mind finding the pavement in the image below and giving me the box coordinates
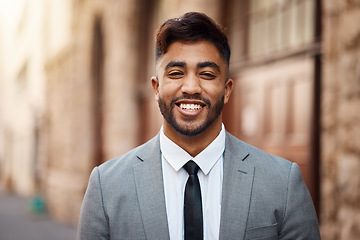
[0,190,77,240]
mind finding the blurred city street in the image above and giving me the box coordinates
[1,1,360,239]
[0,189,77,240]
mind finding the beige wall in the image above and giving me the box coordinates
[321,1,360,239]
[0,0,46,196]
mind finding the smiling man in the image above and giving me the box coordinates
[153,40,233,157]
[77,12,321,240]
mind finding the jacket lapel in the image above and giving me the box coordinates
[219,133,255,240]
[133,135,170,240]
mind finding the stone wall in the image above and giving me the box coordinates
[44,43,91,224]
[42,0,145,224]
[321,0,360,239]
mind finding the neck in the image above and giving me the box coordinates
[163,118,223,157]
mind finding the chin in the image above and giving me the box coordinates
[171,118,218,137]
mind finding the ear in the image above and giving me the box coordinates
[151,76,160,101]
[224,78,233,104]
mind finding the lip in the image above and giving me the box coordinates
[174,99,206,117]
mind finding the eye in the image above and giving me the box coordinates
[200,72,216,80]
[168,71,184,79]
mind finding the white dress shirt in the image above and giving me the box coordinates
[160,124,225,240]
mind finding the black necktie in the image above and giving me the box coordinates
[183,160,203,240]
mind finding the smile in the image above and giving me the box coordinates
[179,103,203,111]
[174,100,206,117]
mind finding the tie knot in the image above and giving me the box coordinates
[183,160,200,175]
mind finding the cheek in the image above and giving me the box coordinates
[158,82,180,98]
[203,83,225,99]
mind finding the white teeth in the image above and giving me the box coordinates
[180,103,202,111]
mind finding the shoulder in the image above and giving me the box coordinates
[225,132,320,237]
[225,131,295,181]
[225,132,292,166]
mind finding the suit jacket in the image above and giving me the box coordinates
[77,132,321,240]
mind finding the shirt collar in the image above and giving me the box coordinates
[160,124,225,175]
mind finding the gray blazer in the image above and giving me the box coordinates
[77,132,321,240]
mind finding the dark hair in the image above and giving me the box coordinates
[155,12,230,66]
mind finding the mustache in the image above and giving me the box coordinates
[170,94,211,107]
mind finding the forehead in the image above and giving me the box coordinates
[156,41,225,69]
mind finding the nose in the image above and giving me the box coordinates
[181,74,202,95]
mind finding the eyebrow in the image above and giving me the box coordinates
[165,61,186,70]
[164,60,221,73]
[197,61,221,73]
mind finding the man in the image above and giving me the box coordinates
[77,12,321,240]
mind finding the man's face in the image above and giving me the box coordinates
[152,41,233,137]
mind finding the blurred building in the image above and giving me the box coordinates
[0,0,46,197]
[0,0,359,239]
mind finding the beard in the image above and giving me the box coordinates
[158,94,224,136]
